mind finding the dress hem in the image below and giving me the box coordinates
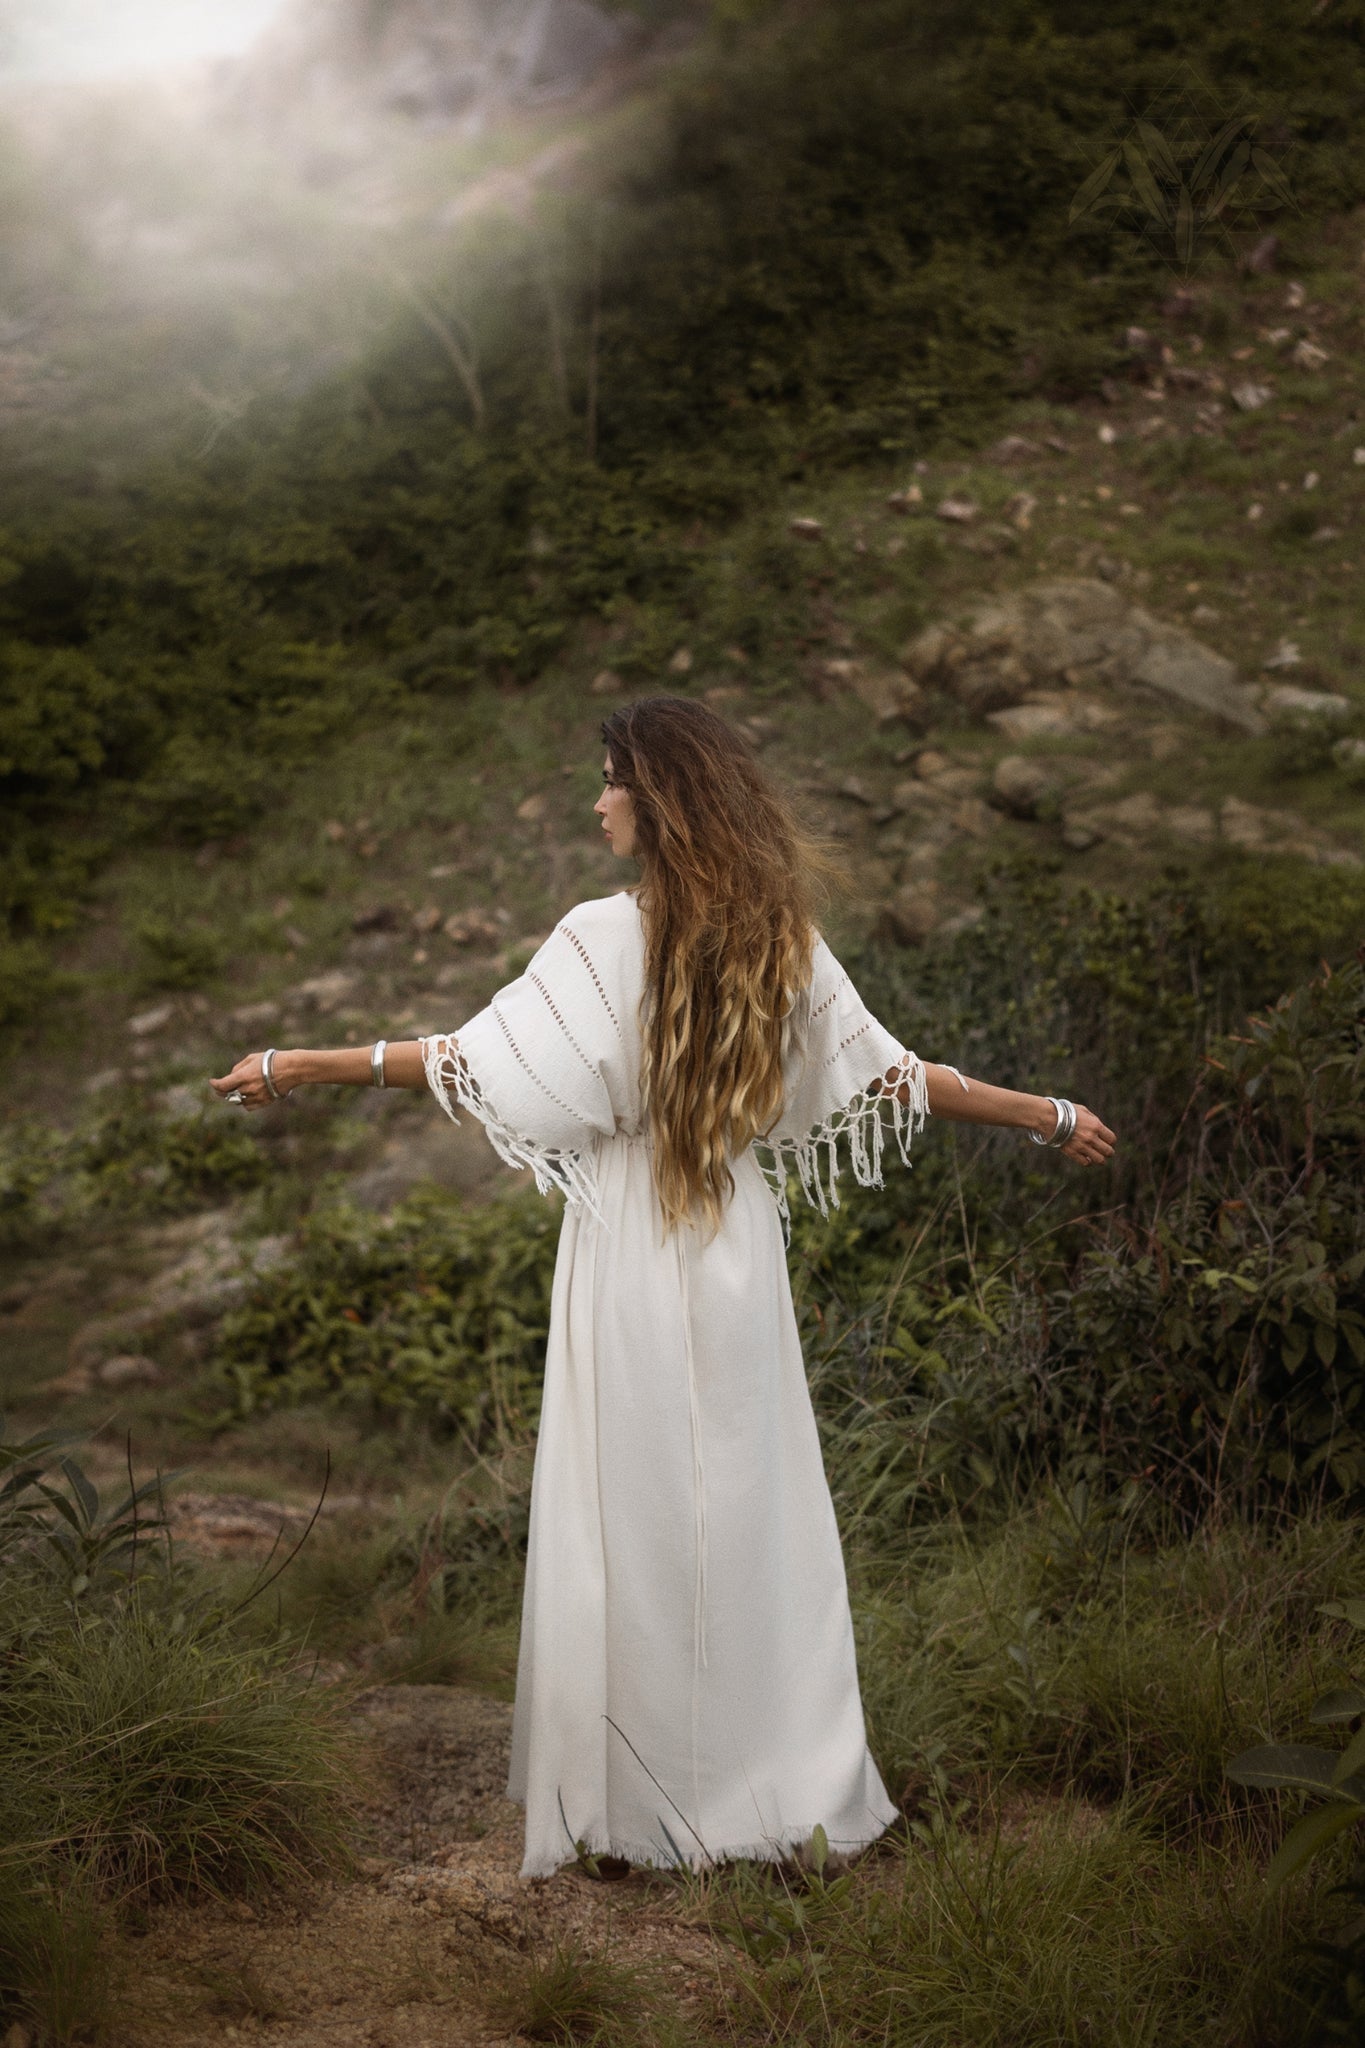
[511,1801,901,1880]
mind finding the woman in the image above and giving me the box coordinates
[212,695,1115,1880]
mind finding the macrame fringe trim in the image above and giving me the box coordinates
[422,1033,607,1227]
[757,1050,934,1240]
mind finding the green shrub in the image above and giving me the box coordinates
[213,1184,560,1434]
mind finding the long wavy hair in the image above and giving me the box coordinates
[601,695,839,1235]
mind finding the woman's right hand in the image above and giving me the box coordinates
[209,1050,289,1110]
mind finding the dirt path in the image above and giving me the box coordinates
[123,1683,733,2047]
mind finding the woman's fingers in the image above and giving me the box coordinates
[208,1052,268,1110]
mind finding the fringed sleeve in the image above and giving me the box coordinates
[421,896,640,1225]
[757,935,940,1236]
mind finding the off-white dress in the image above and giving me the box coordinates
[423,888,929,1880]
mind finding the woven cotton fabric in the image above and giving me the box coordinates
[423,889,927,1878]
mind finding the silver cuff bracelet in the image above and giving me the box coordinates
[371,1039,388,1089]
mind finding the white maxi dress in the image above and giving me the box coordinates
[422,888,930,1880]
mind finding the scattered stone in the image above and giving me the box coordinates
[1262,639,1302,670]
[1230,382,1274,412]
[1220,796,1270,849]
[41,1365,94,1400]
[667,647,694,674]
[128,1003,174,1037]
[990,757,1056,820]
[789,518,824,542]
[886,486,924,511]
[443,911,500,947]
[323,819,347,842]
[1332,736,1365,771]
[1303,471,1320,491]
[589,668,625,696]
[1285,281,1306,310]
[935,496,979,523]
[910,749,951,781]
[874,889,940,946]
[990,435,1043,462]
[1311,526,1342,543]
[1291,339,1329,370]
[1097,424,1118,445]
[1062,823,1099,852]
[290,970,359,1012]
[227,998,282,1029]
[96,1353,163,1390]
[83,1067,123,1094]
[1043,436,1070,455]
[1164,804,1217,844]
[1242,232,1281,274]
[1190,604,1222,625]
[515,793,546,823]
[352,904,399,933]
[1264,684,1350,720]
[412,905,444,933]
[1005,491,1037,529]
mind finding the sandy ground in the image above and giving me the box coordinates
[120,1682,735,2047]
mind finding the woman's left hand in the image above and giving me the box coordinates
[210,1051,280,1111]
[1062,1103,1116,1166]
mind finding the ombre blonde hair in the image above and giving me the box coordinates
[601,695,840,1235]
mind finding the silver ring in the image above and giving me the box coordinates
[226,1089,246,1105]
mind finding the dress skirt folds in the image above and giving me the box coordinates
[422,890,928,1879]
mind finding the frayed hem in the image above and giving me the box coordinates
[516,1810,900,1882]
[757,1049,929,1241]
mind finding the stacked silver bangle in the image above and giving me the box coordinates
[371,1039,388,1089]
[1030,1096,1077,1148]
[261,1047,289,1100]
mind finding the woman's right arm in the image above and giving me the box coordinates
[209,1038,431,1110]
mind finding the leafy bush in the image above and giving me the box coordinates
[214,1184,560,1435]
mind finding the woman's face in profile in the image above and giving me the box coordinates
[594,753,638,858]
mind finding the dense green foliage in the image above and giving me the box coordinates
[214,1184,559,1436]
[3,0,1363,990]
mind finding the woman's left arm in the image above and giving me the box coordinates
[887,1060,1116,1167]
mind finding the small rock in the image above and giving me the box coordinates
[1043,435,1070,454]
[911,750,952,781]
[515,794,546,823]
[412,905,444,933]
[1062,823,1099,852]
[590,668,625,696]
[1332,736,1365,771]
[1355,449,1365,468]
[227,999,282,1030]
[290,970,359,1013]
[935,496,979,523]
[667,648,694,674]
[789,518,824,542]
[1189,604,1222,624]
[96,1354,163,1390]
[443,911,500,947]
[1005,491,1037,529]
[1096,424,1117,445]
[41,1366,94,1400]
[990,757,1054,820]
[885,486,924,511]
[128,1003,174,1037]
[990,435,1043,462]
[1164,804,1217,844]
[1230,382,1274,412]
[351,905,399,934]
[874,889,940,946]
[323,820,347,842]
[1284,281,1306,310]
[985,701,1076,740]
[83,1067,123,1094]
[1242,232,1280,274]
[1303,471,1320,491]
[1262,640,1302,671]
[1311,526,1342,543]
[1265,684,1350,720]
[1291,339,1328,370]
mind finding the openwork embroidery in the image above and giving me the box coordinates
[559,923,622,1037]
[422,1033,605,1224]
[756,1050,931,1241]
